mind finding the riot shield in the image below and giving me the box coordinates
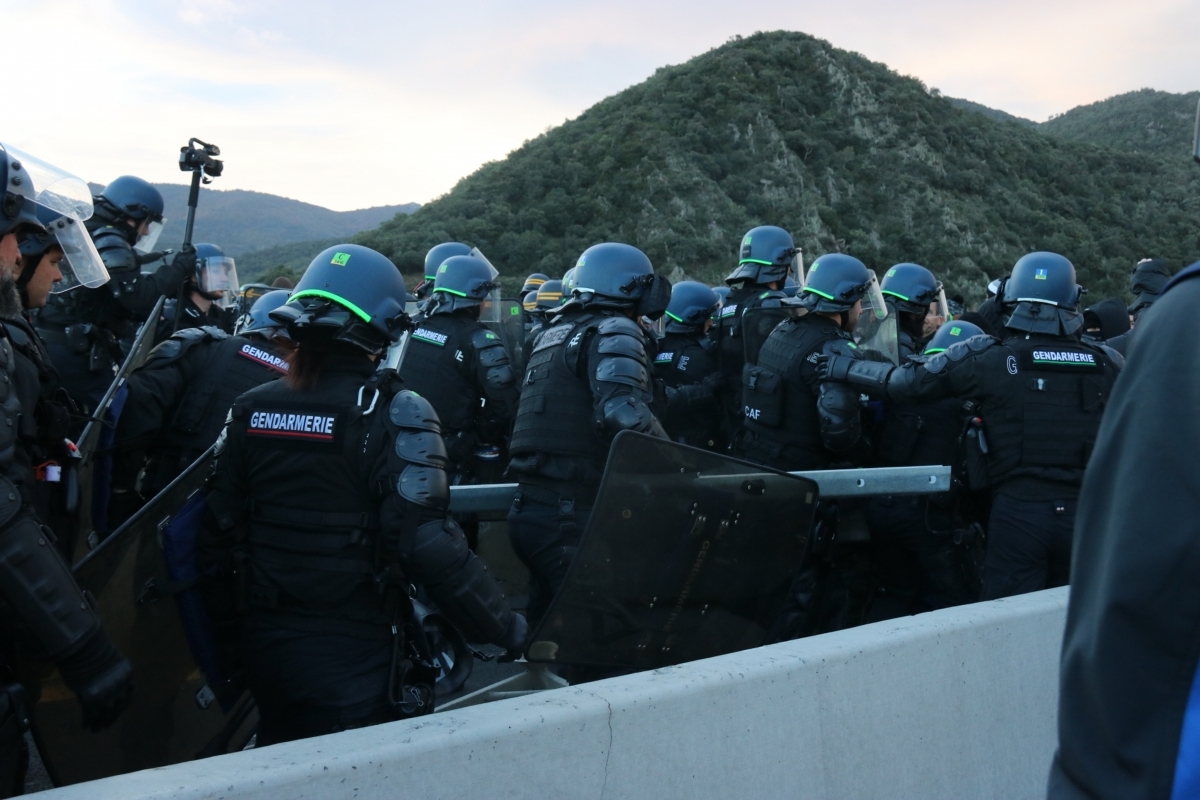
[487,298,527,377]
[741,304,805,366]
[32,448,257,787]
[527,432,818,671]
[71,295,167,563]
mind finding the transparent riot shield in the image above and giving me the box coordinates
[487,298,527,377]
[527,432,818,671]
[70,295,167,564]
[32,449,257,786]
[852,273,900,365]
[741,304,805,366]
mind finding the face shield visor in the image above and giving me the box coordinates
[468,247,502,323]
[197,256,239,308]
[921,287,950,338]
[133,219,166,254]
[47,217,109,293]
[790,248,805,289]
[852,272,899,365]
[0,142,93,222]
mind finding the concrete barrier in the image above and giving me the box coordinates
[35,587,1068,800]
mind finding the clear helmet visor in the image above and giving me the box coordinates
[0,142,93,222]
[197,256,239,308]
[48,217,109,293]
[133,219,165,254]
[921,287,950,338]
[853,272,899,365]
[468,246,502,324]
[791,249,805,289]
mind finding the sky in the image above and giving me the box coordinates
[5,0,1199,211]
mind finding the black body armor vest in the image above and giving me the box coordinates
[401,314,481,432]
[743,315,848,470]
[509,311,609,477]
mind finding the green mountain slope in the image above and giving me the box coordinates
[1040,89,1200,157]
[947,98,1036,128]
[234,238,340,283]
[357,31,1200,303]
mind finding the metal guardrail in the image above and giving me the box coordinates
[448,465,951,514]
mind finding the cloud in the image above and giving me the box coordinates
[3,0,1197,212]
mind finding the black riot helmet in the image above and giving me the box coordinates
[881,263,943,315]
[521,272,550,294]
[1001,251,1084,336]
[569,242,671,320]
[522,289,539,312]
[193,243,239,304]
[923,320,985,355]
[799,253,878,313]
[726,226,797,286]
[429,254,499,315]
[270,244,409,354]
[664,281,720,333]
[423,242,471,283]
[97,176,164,223]
[535,279,564,310]
[236,289,292,339]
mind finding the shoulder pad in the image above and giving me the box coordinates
[595,328,647,359]
[91,227,138,273]
[395,428,450,468]
[199,325,230,340]
[963,334,996,354]
[595,353,651,390]
[596,315,645,336]
[388,389,442,433]
[470,327,504,350]
[143,338,185,364]
[1,322,30,350]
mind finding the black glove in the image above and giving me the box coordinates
[160,245,197,293]
[701,371,728,394]
[56,629,134,732]
[496,613,528,662]
[816,353,855,382]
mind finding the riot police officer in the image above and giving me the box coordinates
[713,226,794,447]
[864,320,987,615]
[879,263,946,358]
[506,242,670,629]
[156,242,239,338]
[37,176,194,416]
[523,278,564,350]
[199,244,523,745]
[400,255,519,547]
[111,290,294,522]
[13,208,112,556]
[0,143,133,793]
[653,281,725,450]
[413,241,471,305]
[819,252,1122,599]
[740,253,878,472]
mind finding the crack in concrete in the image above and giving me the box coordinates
[583,690,615,799]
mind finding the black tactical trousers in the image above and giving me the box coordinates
[865,495,978,613]
[981,492,1076,600]
[242,626,396,747]
[506,489,593,631]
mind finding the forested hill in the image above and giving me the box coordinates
[1040,89,1200,157]
[356,31,1200,303]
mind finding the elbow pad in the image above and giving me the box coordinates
[817,382,864,453]
[601,396,667,439]
[403,518,514,644]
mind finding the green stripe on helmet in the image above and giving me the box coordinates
[291,289,373,323]
[881,289,910,301]
[802,286,835,300]
[433,287,468,297]
[665,310,684,322]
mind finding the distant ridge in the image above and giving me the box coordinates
[1039,88,1200,157]
[87,182,418,257]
